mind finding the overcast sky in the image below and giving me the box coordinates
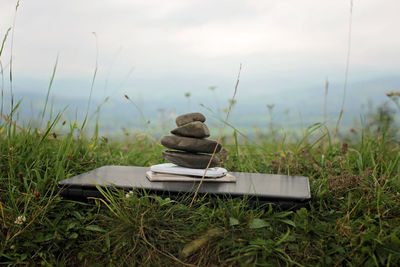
[0,0,399,104]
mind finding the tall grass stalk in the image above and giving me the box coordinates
[90,96,109,140]
[0,28,11,123]
[190,63,242,206]
[80,32,99,136]
[40,54,59,128]
[0,29,11,56]
[200,103,247,138]
[335,0,354,138]
[8,0,21,119]
[124,94,148,130]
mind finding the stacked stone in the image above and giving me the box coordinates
[160,112,222,169]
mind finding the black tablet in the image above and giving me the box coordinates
[58,165,311,209]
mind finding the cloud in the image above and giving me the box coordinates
[0,0,399,100]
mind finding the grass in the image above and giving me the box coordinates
[0,2,399,263]
[0,102,399,266]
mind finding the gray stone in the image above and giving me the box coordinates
[171,121,210,138]
[176,112,206,126]
[162,150,220,169]
[161,135,222,153]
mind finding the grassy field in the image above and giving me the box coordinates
[0,100,399,266]
[1,1,399,265]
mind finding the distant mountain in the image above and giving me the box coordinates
[2,75,397,137]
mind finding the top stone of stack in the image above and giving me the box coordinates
[176,112,206,127]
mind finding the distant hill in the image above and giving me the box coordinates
[2,75,397,137]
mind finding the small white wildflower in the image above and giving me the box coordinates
[125,190,134,198]
[14,215,26,225]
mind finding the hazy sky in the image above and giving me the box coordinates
[1,0,399,103]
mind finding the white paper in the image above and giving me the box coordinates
[150,163,227,178]
[146,171,236,182]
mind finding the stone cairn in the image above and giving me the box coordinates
[160,112,222,169]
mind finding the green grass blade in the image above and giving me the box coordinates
[40,54,59,127]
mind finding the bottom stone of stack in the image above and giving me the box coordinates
[162,150,220,169]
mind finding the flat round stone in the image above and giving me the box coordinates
[161,135,221,153]
[162,150,220,169]
[176,112,206,126]
[171,121,210,138]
